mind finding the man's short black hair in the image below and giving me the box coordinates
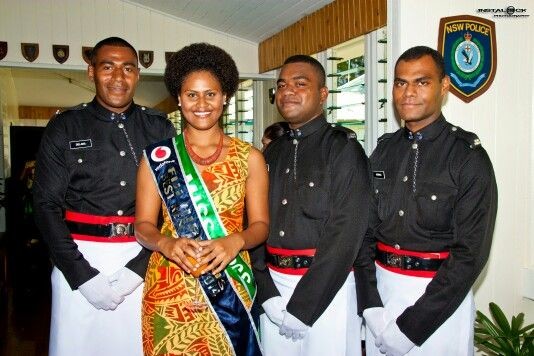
[91,37,138,65]
[164,43,239,102]
[283,55,326,88]
[263,121,289,141]
[396,46,446,79]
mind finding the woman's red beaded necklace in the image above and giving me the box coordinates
[184,130,224,166]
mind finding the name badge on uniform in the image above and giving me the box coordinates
[69,139,92,149]
[373,171,385,179]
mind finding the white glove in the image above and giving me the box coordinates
[363,307,388,338]
[78,273,125,310]
[279,310,309,341]
[109,267,143,297]
[262,296,285,327]
[375,319,415,356]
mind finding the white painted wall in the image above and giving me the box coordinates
[0,0,259,75]
[387,0,534,324]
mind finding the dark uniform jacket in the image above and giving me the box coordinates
[255,115,370,326]
[34,98,176,290]
[354,115,497,345]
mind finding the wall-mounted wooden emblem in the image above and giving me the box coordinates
[53,45,69,64]
[21,43,39,62]
[0,41,7,60]
[438,15,497,103]
[165,51,175,64]
[139,50,153,68]
[82,46,93,65]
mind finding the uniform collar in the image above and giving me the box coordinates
[89,97,136,122]
[404,114,447,142]
[288,114,327,140]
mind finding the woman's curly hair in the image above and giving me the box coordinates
[164,43,239,102]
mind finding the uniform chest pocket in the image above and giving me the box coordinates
[415,182,457,232]
[297,174,328,219]
[373,178,391,221]
[65,149,103,191]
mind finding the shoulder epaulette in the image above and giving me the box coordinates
[450,125,482,149]
[331,124,358,140]
[51,103,88,118]
[377,132,395,144]
[138,105,167,118]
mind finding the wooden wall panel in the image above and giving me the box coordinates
[153,96,178,114]
[18,106,60,120]
[259,0,386,72]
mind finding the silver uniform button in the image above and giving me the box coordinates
[412,143,418,149]
[451,126,457,131]
[375,189,379,194]
[398,210,404,216]
[309,182,314,187]
[141,106,146,110]
[120,180,126,186]
[117,210,124,216]
[292,139,298,145]
[281,199,287,205]
[285,168,290,174]
[431,195,437,201]
[82,103,87,107]
[394,244,400,250]
[402,176,408,182]
[120,150,126,157]
[118,123,124,129]
[77,158,83,163]
[279,230,285,237]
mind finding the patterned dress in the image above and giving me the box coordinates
[142,138,254,356]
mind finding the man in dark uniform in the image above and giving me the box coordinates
[356,46,497,356]
[257,55,370,355]
[34,37,175,356]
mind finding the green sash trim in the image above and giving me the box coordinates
[174,134,257,300]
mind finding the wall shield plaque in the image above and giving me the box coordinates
[82,46,93,65]
[21,43,39,62]
[0,41,7,60]
[438,15,497,103]
[139,50,153,68]
[165,51,175,64]
[53,44,69,64]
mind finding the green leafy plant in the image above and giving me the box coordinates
[474,302,533,355]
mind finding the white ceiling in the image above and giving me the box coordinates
[128,0,333,42]
[5,0,333,110]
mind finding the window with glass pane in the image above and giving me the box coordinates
[236,80,254,144]
[222,80,254,144]
[326,37,366,146]
[223,96,236,137]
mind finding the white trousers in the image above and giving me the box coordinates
[260,269,362,356]
[49,240,144,356]
[365,263,475,356]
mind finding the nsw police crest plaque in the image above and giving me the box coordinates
[438,15,497,103]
